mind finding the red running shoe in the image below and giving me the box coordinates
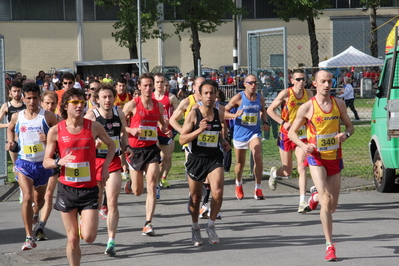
[235,185,244,200]
[124,180,132,194]
[308,186,319,210]
[325,244,337,261]
[254,189,265,200]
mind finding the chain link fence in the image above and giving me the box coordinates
[247,27,395,178]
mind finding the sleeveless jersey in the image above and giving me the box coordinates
[16,108,50,162]
[129,97,161,148]
[114,92,133,108]
[57,119,97,188]
[7,101,26,122]
[280,87,309,139]
[183,94,197,119]
[307,96,342,160]
[152,91,173,137]
[188,108,222,157]
[92,108,121,158]
[234,91,262,142]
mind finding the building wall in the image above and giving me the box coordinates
[0,7,397,78]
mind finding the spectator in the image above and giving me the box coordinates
[36,70,45,86]
[338,78,360,121]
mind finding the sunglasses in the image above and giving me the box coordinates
[67,100,86,105]
[245,81,257,85]
[294,78,306,82]
[89,87,96,91]
[63,81,74,85]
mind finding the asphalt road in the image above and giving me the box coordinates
[0,177,398,266]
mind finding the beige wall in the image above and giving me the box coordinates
[0,7,397,78]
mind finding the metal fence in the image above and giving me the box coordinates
[246,27,396,178]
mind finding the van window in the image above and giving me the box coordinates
[380,58,392,98]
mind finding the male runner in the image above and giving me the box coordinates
[152,73,179,190]
[7,82,58,250]
[43,88,115,265]
[114,77,133,108]
[180,80,230,245]
[85,83,132,256]
[288,70,354,261]
[56,73,75,115]
[267,69,314,213]
[225,75,269,200]
[122,73,171,236]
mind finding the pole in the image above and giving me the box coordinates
[138,0,142,75]
[76,0,84,61]
[233,0,238,92]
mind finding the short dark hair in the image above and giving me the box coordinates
[94,83,117,99]
[115,77,127,85]
[10,79,23,89]
[199,79,218,94]
[137,73,154,85]
[61,72,75,82]
[292,69,305,75]
[60,88,85,119]
[153,73,165,79]
[22,82,41,97]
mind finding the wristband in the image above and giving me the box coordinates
[263,121,269,126]
[345,132,351,138]
[281,120,286,125]
[54,158,61,167]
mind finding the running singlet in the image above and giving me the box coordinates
[188,108,222,157]
[280,87,309,139]
[183,94,197,119]
[114,92,133,108]
[57,119,97,188]
[92,107,121,158]
[129,97,161,148]
[7,101,26,122]
[307,96,342,160]
[16,108,50,162]
[152,91,173,138]
[233,91,262,142]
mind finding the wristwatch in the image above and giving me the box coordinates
[54,158,61,167]
[345,132,351,138]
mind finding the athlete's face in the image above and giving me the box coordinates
[23,91,40,112]
[41,95,57,113]
[98,89,115,111]
[200,84,216,108]
[154,76,165,92]
[138,78,154,97]
[10,86,22,101]
[244,75,257,93]
[115,82,126,95]
[291,73,306,90]
[313,71,332,97]
[193,77,205,98]
[62,78,74,91]
[66,95,85,118]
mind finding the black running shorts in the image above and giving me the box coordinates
[185,153,224,182]
[54,183,99,213]
[127,144,161,171]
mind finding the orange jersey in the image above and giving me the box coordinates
[307,96,342,160]
[115,92,133,108]
[280,87,309,139]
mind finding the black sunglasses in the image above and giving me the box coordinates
[294,78,306,82]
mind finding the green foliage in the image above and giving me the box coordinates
[270,0,330,23]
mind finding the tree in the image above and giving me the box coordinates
[95,0,169,59]
[164,0,241,75]
[271,0,330,67]
[360,0,390,58]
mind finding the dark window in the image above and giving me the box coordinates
[95,4,119,20]
[83,0,95,21]
[242,0,255,19]
[12,0,64,20]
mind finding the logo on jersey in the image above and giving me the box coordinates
[20,125,27,133]
[315,116,323,123]
[107,123,113,130]
[207,124,212,130]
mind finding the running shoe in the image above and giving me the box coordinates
[308,186,319,210]
[254,189,265,200]
[21,238,37,251]
[121,171,130,180]
[124,180,133,194]
[104,240,116,257]
[156,186,161,200]
[269,167,277,191]
[325,244,337,261]
[199,204,209,219]
[205,224,219,244]
[235,185,244,200]
[297,201,311,213]
[32,215,40,234]
[142,223,155,236]
[191,228,203,246]
[216,212,222,220]
[35,228,48,241]
[160,178,170,188]
[99,205,108,219]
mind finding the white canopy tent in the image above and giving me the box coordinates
[319,46,384,67]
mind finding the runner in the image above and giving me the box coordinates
[267,69,314,213]
[6,82,58,250]
[225,74,269,200]
[43,88,115,265]
[180,79,230,245]
[122,73,171,236]
[84,83,132,256]
[288,70,354,261]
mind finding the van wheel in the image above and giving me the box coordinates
[373,150,396,192]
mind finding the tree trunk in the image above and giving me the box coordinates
[129,43,138,59]
[191,23,201,77]
[369,6,378,58]
[306,17,319,67]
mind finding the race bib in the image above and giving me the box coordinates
[98,136,120,154]
[139,126,157,141]
[316,132,339,151]
[241,113,258,126]
[298,125,307,140]
[197,131,219,148]
[65,162,91,182]
[22,142,44,159]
